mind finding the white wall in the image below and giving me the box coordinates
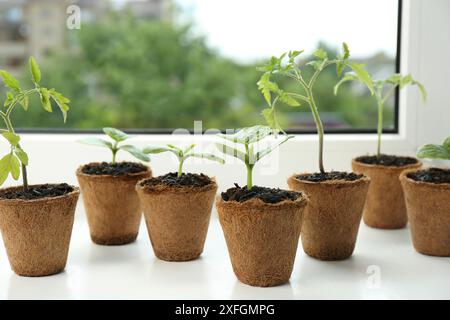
[1,0,449,191]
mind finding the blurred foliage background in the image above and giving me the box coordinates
[3,13,395,131]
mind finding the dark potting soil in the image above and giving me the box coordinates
[356,154,418,167]
[82,162,147,176]
[407,168,450,184]
[0,183,74,200]
[221,184,301,204]
[139,172,212,188]
[296,171,363,182]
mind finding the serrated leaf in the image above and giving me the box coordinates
[346,62,374,95]
[4,92,14,107]
[2,131,20,146]
[342,42,350,59]
[0,70,21,92]
[119,145,150,162]
[255,135,294,161]
[49,89,70,122]
[257,72,278,105]
[39,88,52,112]
[14,147,28,165]
[306,60,323,70]
[417,144,450,160]
[29,57,41,84]
[77,137,113,149]
[215,143,246,162]
[386,74,402,85]
[189,153,225,164]
[334,73,358,95]
[103,127,129,142]
[313,48,328,60]
[336,61,344,77]
[217,125,273,145]
[400,74,413,89]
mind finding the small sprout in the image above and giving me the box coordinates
[78,127,150,164]
[0,57,70,190]
[335,72,427,160]
[143,144,224,177]
[417,137,450,160]
[216,125,293,190]
[257,43,373,173]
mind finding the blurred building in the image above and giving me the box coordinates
[0,0,168,71]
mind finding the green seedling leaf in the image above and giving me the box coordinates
[346,62,374,95]
[334,73,358,95]
[218,125,273,145]
[342,42,350,59]
[412,80,427,102]
[184,144,196,154]
[215,143,246,162]
[255,135,294,161]
[2,132,20,146]
[14,147,28,165]
[103,127,130,142]
[386,73,402,85]
[0,154,20,181]
[306,60,324,70]
[4,92,14,107]
[49,89,70,123]
[39,88,52,112]
[0,164,9,185]
[143,146,176,154]
[167,144,182,152]
[279,92,300,107]
[189,153,225,164]
[19,95,29,111]
[262,108,277,130]
[0,70,21,92]
[119,145,150,162]
[77,137,113,149]
[417,144,450,160]
[444,137,450,151]
[29,57,41,84]
[313,48,328,60]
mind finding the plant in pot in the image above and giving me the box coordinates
[258,44,371,260]
[335,73,427,229]
[77,128,151,245]
[0,58,79,276]
[136,144,224,261]
[400,137,450,256]
[215,125,308,287]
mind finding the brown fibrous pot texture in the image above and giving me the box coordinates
[352,158,422,229]
[0,185,80,277]
[288,174,370,261]
[216,194,307,287]
[400,169,450,257]
[76,163,151,245]
[136,177,218,262]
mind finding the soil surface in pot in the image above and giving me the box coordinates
[0,183,74,200]
[355,154,418,167]
[296,171,363,182]
[222,184,301,204]
[82,162,147,176]
[407,168,450,184]
[139,172,212,188]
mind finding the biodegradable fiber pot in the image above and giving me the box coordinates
[136,176,218,261]
[401,170,450,256]
[352,158,422,229]
[76,163,151,245]
[0,186,79,277]
[288,174,370,260]
[216,195,307,287]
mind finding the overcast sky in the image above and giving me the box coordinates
[114,0,398,63]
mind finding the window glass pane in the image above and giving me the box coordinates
[0,0,399,132]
